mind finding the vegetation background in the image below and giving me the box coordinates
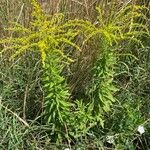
[0,0,150,149]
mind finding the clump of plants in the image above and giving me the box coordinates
[0,0,149,148]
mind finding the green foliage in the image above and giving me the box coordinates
[86,39,117,124]
[0,104,24,150]
[67,100,96,138]
[43,55,72,135]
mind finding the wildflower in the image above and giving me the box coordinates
[137,125,145,135]
[64,148,70,150]
[106,135,114,144]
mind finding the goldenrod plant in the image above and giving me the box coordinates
[80,3,149,126]
[0,0,93,142]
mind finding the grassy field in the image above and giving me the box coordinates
[0,0,150,149]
